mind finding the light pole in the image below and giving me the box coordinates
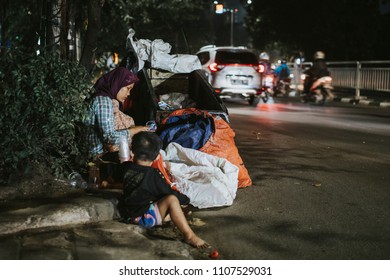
[230,9,234,46]
[214,3,236,46]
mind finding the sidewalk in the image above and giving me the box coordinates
[0,186,210,260]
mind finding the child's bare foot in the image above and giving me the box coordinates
[184,234,210,249]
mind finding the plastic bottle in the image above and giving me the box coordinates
[146,120,157,131]
[68,171,88,189]
[88,163,100,188]
[118,134,130,163]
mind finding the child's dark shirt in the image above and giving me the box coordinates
[118,161,189,219]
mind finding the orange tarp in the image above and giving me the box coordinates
[200,115,252,188]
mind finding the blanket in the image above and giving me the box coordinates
[161,142,238,209]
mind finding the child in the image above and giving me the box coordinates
[118,131,209,249]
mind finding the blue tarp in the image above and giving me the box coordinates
[158,114,214,150]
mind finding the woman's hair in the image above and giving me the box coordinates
[131,132,162,161]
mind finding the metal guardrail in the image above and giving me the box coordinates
[287,61,390,99]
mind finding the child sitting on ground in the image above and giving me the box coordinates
[117,131,209,249]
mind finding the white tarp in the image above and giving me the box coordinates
[161,142,238,209]
[126,28,201,73]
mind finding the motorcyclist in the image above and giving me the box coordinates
[303,51,330,94]
[274,58,291,95]
[258,51,275,98]
[274,58,290,81]
[258,52,273,75]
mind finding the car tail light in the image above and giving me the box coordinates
[209,62,225,72]
[255,64,265,73]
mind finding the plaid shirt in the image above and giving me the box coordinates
[85,96,129,156]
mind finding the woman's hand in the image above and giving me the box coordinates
[129,126,149,137]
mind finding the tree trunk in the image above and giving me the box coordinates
[79,0,103,74]
[0,1,10,54]
[59,0,68,59]
[68,1,76,61]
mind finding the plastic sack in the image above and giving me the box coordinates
[126,29,201,73]
[161,142,238,209]
[159,92,189,109]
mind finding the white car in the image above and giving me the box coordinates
[196,45,263,105]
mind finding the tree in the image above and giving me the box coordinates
[0,0,42,52]
[79,0,104,74]
[98,0,211,55]
[1,0,212,71]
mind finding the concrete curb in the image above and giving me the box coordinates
[287,92,389,108]
[337,97,390,107]
[0,196,118,236]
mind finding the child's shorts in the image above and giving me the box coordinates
[134,202,162,229]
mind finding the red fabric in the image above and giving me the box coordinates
[160,108,211,124]
[151,155,178,192]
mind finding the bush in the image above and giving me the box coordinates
[0,49,93,185]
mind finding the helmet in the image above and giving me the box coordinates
[259,52,270,61]
[313,51,325,60]
[281,58,287,64]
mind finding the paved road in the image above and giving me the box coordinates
[194,98,390,259]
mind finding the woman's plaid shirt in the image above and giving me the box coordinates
[85,96,129,156]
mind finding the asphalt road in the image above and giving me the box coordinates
[194,97,390,259]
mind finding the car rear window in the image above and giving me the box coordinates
[215,50,258,65]
[197,52,210,65]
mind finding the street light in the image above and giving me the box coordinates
[229,9,234,46]
[215,4,224,14]
[228,8,238,46]
[214,3,237,46]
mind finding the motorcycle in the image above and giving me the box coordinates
[259,74,275,103]
[301,75,334,105]
[274,77,291,97]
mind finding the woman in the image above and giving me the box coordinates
[85,66,148,161]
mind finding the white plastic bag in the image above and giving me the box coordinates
[161,143,238,208]
[126,29,201,73]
